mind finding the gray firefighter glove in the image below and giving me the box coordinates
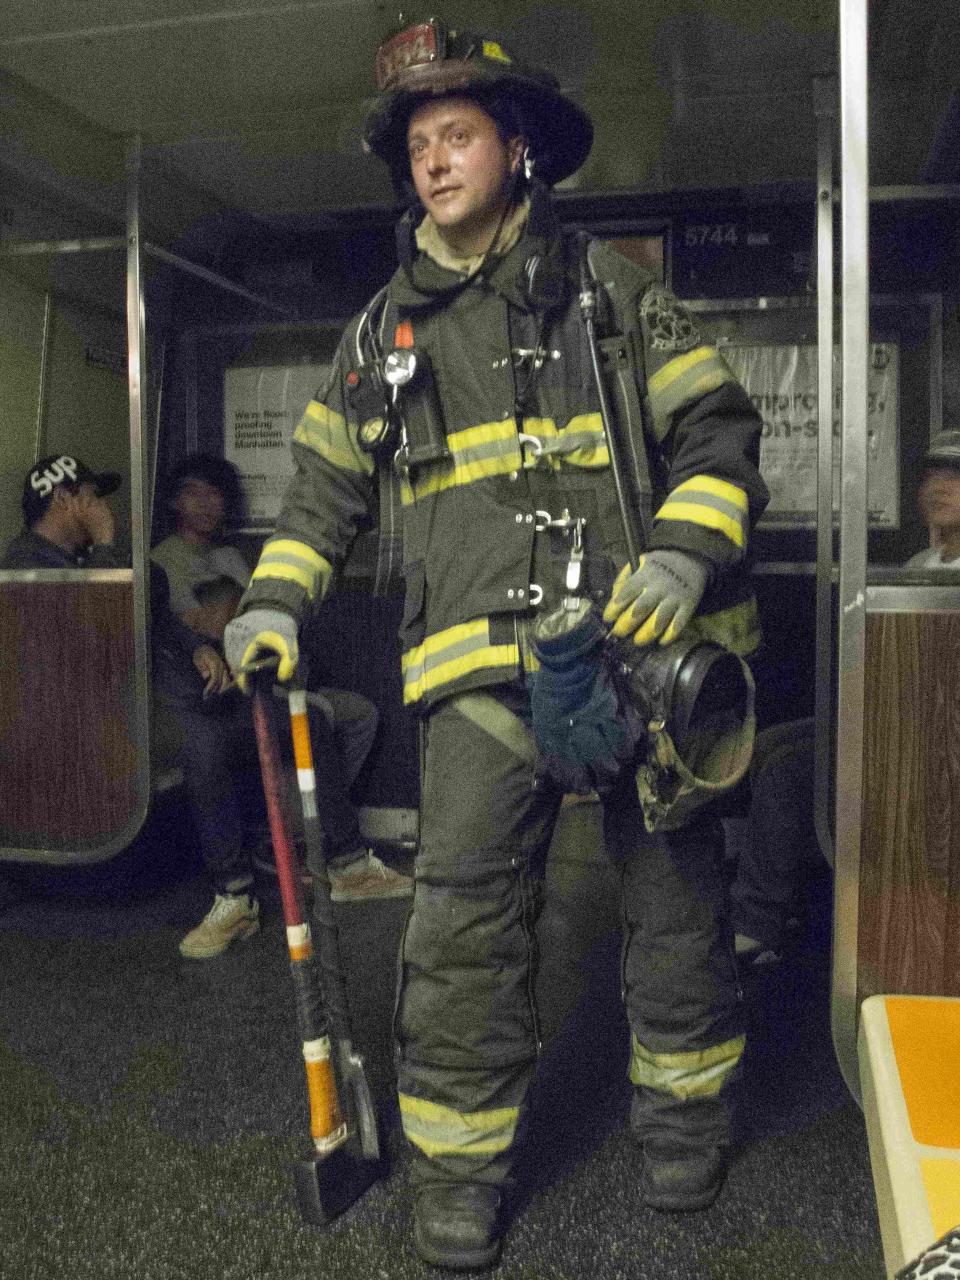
[224,607,300,692]
[603,549,709,647]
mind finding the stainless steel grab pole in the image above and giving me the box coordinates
[813,75,837,873]
[831,0,870,1105]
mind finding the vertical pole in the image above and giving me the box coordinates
[125,134,151,808]
[831,0,869,1104]
[813,76,837,872]
[33,291,52,463]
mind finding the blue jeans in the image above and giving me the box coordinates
[158,687,379,895]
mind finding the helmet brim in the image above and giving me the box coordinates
[363,61,593,187]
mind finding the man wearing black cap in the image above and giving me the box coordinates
[225,21,767,1269]
[2,453,123,569]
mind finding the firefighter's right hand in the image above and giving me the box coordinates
[224,608,299,692]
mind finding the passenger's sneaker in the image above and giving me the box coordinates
[179,893,260,959]
[327,851,414,903]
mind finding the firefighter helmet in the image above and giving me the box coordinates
[363,19,593,189]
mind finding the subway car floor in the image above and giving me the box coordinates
[0,798,884,1280]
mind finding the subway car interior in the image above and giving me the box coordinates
[1,2,959,1276]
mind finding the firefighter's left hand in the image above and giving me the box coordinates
[603,549,709,647]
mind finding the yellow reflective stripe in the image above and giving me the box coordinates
[399,1093,519,1159]
[629,1034,746,1101]
[523,414,609,468]
[252,538,331,601]
[400,414,611,506]
[656,476,748,550]
[251,561,318,596]
[684,597,761,657]
[648,346,722,396]
[401,620,518,703]
[647,346,737,427]
[294,401,374,475]
[656,502,744,548]
[401,420,523,504]
[669,475,747,512]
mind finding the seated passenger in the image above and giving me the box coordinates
[151,452,250,641]
[0,451,234,872]
[904,430,960,569]
[151,452,412,957]
[730,717,816,965]
[730,430,960,965]
[2,453,123,570]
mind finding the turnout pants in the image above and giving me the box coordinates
[396,688,745,1189]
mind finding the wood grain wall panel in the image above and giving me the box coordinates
[859,612,960,1001]
[0,582,137,849]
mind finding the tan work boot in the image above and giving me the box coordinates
[179,892,260,959]
[328,851,413,903]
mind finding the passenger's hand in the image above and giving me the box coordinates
[77,492,115,547]
[192,644,231,698]
[603,549,708,647]
[223,608,299,691]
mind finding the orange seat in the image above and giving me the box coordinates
[859,994,960,1276]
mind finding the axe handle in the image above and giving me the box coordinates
[251,683,346,1152]
[286,687,381,1162]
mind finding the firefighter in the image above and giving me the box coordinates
[225,21,768,1271]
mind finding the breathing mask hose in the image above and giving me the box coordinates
[577,232,642,570]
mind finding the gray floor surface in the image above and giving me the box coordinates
[0,799,884,1279]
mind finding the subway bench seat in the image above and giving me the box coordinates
[859,994,960,1277]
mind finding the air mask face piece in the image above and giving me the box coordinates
[628,640,756,833]
[529,601,756,826]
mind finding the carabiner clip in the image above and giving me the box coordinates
[529,584,544,607]
[518,433,543,467]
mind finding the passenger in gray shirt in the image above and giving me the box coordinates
[152,453,411,960]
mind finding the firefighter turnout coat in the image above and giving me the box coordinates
[240,218,768,1182]
[240,227,768,706]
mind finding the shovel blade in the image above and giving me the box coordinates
[293,1137,384,1225]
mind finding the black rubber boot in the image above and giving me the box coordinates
[413,1183,503,1271]
[641,1143,726,1212]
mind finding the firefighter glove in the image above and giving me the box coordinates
[603,549,709,647]
[224,607,299,692]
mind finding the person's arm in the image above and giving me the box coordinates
[239,325,377,627]
[604,282,769,647]
[149,563,228,694]
[179,593,244,645]
[637,286,768,572]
